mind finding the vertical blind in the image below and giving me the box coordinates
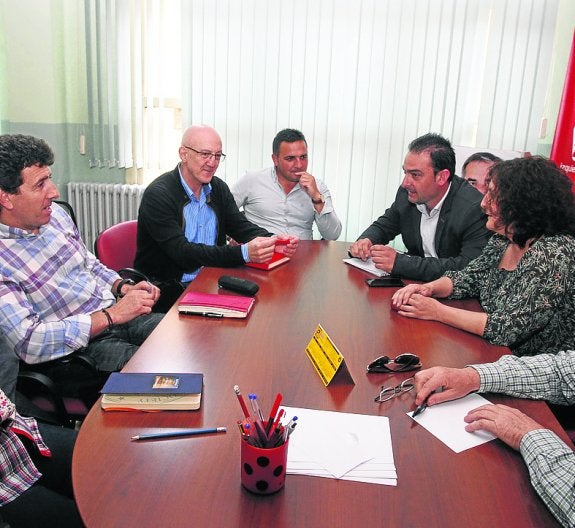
[87,0,559,241]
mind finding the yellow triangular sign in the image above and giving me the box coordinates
[305,324,355,386]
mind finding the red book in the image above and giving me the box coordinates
[246,252,290,270]
[178,291,255,318]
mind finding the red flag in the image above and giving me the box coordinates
[550,29,575,181]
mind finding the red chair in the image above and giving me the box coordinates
[94,220,149,282]
[94,220,137,272]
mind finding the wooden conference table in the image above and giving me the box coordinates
[73,241,569,528]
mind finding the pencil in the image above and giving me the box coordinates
[131,427,227,441]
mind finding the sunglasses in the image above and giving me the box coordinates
[367,353,421,373]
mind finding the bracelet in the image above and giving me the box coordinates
[116,278,135,298]
[101,308,114,330]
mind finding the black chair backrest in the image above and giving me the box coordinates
[54,199,78,227]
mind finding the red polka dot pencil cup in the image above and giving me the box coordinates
[240,436,289,495]
[233,387,297,495]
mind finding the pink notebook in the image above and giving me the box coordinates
[178,291,255,318]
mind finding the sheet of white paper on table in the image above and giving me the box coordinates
[408,393,497,453]
[283,406,397,486]
[342,257,390,277]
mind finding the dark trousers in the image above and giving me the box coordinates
[1,423,84,528]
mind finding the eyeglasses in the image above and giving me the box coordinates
[367,353,421,373]
[374,377,415,403]
[182,146,226,162]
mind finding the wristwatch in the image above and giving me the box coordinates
[116,278,135,298]
[312,194,325,204]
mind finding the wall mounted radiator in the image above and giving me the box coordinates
[67,183,146,251]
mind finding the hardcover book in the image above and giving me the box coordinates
[100,372,203,411]
[245,252,290,270]
[178,291,255,318]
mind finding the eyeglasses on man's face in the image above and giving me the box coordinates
[182,145,226,162]
[374,377,415,403]
[367,353,421,373]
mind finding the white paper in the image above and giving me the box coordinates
[283,406,397,486]
[408,393,497,453]
[343,257,389,277]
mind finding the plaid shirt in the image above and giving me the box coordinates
[0,389,50,506]
[0,203,120,364]
[472,352,575,528]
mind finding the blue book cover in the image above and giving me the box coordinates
[101,373,203,395]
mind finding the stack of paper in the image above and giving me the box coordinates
[283,406,397,486]
[343,257,390,277]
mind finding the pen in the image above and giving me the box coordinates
[265,393,283,435]
[233,385,251,419]
[412,399,428,417]
[131,427,227,441]
[183,311,224,318]
[249,394,265,421]
[413,386,442,417]
[283,416,298,441]
[271,408,285,432]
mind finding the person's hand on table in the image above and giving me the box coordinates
[414,366,480,406]
[392,283,432,308]
[370,245,398,274]
[275,235,299,257]
[247,236,276,262]
[464,404,543,450]
[349,238,372,260]
[393,294,443,320]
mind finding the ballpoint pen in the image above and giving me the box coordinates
[131,427,227,441]
[249,394,265,421]
[412,398,428,417]
[183,312,224,318]
[265,393,283,435]
[413,386,443,417]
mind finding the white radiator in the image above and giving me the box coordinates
[66,183,146,251]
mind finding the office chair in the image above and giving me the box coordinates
[95,220,180,312]
[15,351,107,428]
[53,199,78,227]
[94,220,149,282]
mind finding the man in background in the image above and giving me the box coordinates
[136,125,299,311]
[461,151,502,195]
[232,128,342,240]
[414,352,574,527]
[349,133,490,282]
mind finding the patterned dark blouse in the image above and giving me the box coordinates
[444,234,575,356]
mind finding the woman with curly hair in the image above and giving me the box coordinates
[391,156,575,356]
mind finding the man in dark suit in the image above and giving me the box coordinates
[349,133,490,282]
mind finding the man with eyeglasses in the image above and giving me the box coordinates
[461,151,502,194]
[349,133,490,282]
[414,352,575,527]
[136,125,299,312]
[231,128,342,240]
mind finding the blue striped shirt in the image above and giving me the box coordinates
[180,173,218,282]
[0,203,120,364]
[179,170,249,282]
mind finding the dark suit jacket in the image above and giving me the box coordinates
[135,167,271,283]
[358,176,490,281]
